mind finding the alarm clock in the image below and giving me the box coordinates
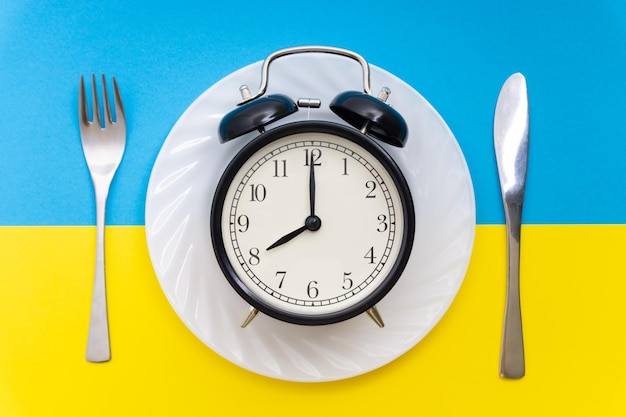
[210,46,415,327]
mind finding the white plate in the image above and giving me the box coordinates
[145,52,475,382]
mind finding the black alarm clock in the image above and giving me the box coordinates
[210,46,415,327]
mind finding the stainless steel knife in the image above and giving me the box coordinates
[494,72,529,379]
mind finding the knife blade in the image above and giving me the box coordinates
[494,72,529,379]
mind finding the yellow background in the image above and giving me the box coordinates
[1,225,624,416]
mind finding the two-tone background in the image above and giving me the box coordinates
[1,1,625,415]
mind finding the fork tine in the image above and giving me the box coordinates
[112,76,124,126]
[101,74,112,126]
[79,75,89,125]
[91,73,101,127]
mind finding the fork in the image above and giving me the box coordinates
[79,74,126,362]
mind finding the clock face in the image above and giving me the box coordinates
[211,121,415,325]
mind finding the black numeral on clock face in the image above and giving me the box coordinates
[273,159,287,177]
[377,214,388,232]
[365,180,376,198]
[276,271,286,288]
[364,246,377,264]
[342,158,349,175]
[249,184,266,201]
[304,148,322,166]
[237,215,249,232]
[248,248,261,265]
[307,281,319,298]
[342,272,353,290]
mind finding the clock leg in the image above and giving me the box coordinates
[240,305,260,328]
[365,306,385,328]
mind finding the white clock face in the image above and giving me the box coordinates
[213,122,414,324]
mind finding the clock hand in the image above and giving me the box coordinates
[266,215,322,251]
[267,224,308,251]
[309,151,316,216]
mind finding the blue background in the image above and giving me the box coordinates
[1,0,625,225]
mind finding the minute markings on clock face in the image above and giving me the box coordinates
[217,127,408,319]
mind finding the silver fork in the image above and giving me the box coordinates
[79,74,126,363]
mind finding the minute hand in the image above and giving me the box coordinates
[309,151,316,216]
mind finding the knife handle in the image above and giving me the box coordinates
[500,202,525,378]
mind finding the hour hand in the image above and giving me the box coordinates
[266,216,322,251]
[267,225,308,251]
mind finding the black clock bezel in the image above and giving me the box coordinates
[210,120,415,325]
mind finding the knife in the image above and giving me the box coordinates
[494,72,529,379]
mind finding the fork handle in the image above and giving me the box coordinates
[86,187,111,362]
[500,202,525,378]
